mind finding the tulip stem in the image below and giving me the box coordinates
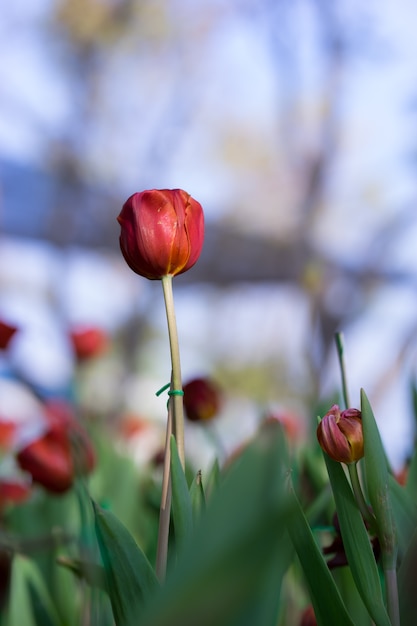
[348,462,376,531]
[385,567,400,626]
[155,400,173,580]
[161,274,185,469]
[335,332,351,409]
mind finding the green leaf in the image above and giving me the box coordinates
[4,555,61,626]
[398,524,417,625]
[140,420,292,626]
[287,482,354,626]
[170,435,193,548]
[203,457,221,500]
[324,455,391,626]
[56,556,107,591]
[361,389,397,567]
[404,447,417,504]
[93,501,159,626]
[189,470,206,520]
[388,474,417,558]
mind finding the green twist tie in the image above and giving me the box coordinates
[156,383,184,398]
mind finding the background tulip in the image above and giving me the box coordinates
[316,404,364,464]
[16,401,95,494]
[70,326,108,361]
[183,377,221,422]
[117,189,204,280]
[0,320,18,350]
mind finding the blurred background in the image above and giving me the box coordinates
[1,0,417,471]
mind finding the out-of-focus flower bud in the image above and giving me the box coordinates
[263,409,305,445]
[183,377,221,422]
[395,462,409,486]
[0,478,31,507]
[17,429,73,493]
[299,605,317,626]
[17,401,95,494]
[316,404,363,464]
[0,320,18,350]
[69,326,108,361]
[0,420,17,451]
[117,189,204,280]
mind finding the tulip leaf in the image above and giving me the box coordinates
[361,389,397,566]
[287,482,354,626]
[388,474,417,558]
[189,470,206,520]
[323,455,391,626]
[56,556,108,591]
[93,501,159,626]
[4,554,61,626]
[398,524,417,625]
[140,421,291,626]
[404,444,417,503]
[170,435,193,549]
[203,457,221,501]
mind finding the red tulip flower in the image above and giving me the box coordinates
[17,401,95,494]
[70,326,108,361]
[317,404,364,464]
[299,605,317,626]
[0,478,31,507]
[0,320,18,350]
[0,420,17,451]
[117,189,204,280]
[183,377,221,422]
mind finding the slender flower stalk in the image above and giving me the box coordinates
[154,276,186,580]
[335,332,375,527]
[385,567,400,626]
[155,400,173,580]
[335,332,351,409]
[347,463,376,531]
[161,275,185,469]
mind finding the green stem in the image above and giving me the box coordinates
[348,462,376,532]
[155,401,173,581]
[335,332,350,409]
[161,274,185,469]
[385,567,400,626]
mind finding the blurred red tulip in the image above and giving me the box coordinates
[299,605,317,626]
[395,463,408,486]
[17,401,95,494]
[264,409,304,444]
[0,320,18,350]
[70,326,108,361]
[0,420,17,451]
[117,189,204,280]
[183,377,221,422]
[0,478,31,507]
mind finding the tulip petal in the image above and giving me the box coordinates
[317,413,352,464]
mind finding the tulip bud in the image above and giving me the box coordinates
[299,605,317,626]
[316,404,364,464]
[70,326,108,361]
[17,429,74,493]
[183,377,221,422]
[0,479,31,507]
[0,320,18,350]
[117,189,204,280]
[17,401,95,494]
